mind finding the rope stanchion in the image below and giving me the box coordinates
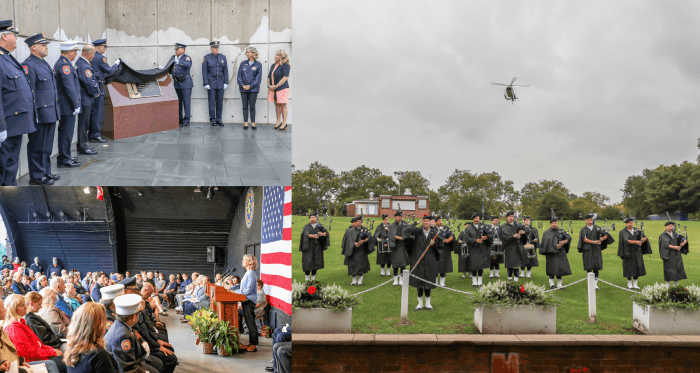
[544,277,588,293]
[597,278,642,293]
[408,273,473,295]
[352,277,396,297]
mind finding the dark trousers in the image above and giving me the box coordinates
[26,122,56,180]
[47,355,67,373]
[77,104,92,151]
[150,348,177,373]
[89,90,104,139]
[0,135,23,186]
[274,341,292,373]
[175,88,191,123]
[57,115,76,164]
[207,88,224,122]
[239,300,258,345]
[272,328,291,371]
[241,91,258,122]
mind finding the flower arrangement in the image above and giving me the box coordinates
[631,283,700,311]
[260,325,273,338]
[470,280,561,310]
[185,309,219,345]
[292,280,361,312]
[570,368,590,373]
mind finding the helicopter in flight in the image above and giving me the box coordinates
[491,77,529,104]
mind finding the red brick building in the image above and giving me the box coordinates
[346,190,430,218]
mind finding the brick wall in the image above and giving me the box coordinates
[292,334,700,372]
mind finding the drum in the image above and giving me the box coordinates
[490,243,504,256]
[460,243,470,258]
[525,244,537,259]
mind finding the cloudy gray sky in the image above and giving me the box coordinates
[292,0,700,202]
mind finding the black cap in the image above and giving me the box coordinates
[308,213,317,218]
[584,214,595,219]
[491,216,499,221]
[522,216,531,221]
[422,214,431,220]
[209,40,220,47]
[119,276,137,289]
[394,211,403,217]
[471,213,481,220]
[0,20,18,34]
[434,215,441,221]
[624,217,634,223]
[351,216,362,223]
[665,221,675,227]
[382,214,389,219]
[24,33,49,47]
[550,218,558,223]
[506,211,515,217]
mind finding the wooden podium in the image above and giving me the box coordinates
[207,283,246,330]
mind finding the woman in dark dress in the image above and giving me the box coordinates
[267,50,291,131]
[64,302,118,373]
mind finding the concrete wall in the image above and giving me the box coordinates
[105,0,292,125]
[2,0,106,178]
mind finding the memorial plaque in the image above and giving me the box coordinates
[126,79,163,99]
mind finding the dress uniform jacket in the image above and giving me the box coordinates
[237,60,262,92]
[172,54,193,89]
[91,51,117,93]
[202,53,228,89]
[104,320,149,373]
[0,47,37,137]
[22,55,60,123]
[54,55,81,114]
[75,58,99,106]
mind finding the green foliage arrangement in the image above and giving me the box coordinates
[185,309,219,344]
[292,280,362,312]
[631,283,700,311]
[470,280,562,310]
[212,319,240,356]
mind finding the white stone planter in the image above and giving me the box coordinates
[293,308,353,334]
[633,302,700,335]
[474,305,556,334]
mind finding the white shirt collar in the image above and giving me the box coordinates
[587,225,594,230]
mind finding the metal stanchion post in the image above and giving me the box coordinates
[588,272,597,323]
[400,269,409,325]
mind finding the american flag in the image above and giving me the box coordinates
[260,186,292,315]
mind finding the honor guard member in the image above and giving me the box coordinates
[299,213,329,281]
[463,213,493,287]
[617,217,652,289]
[172,43,193,126]
[22,33,61,186]
[341,216,372,286]
[101,284,125,331]
[501,212,528,281]
[488,216,504,278]
[0,20,38,186]
[105,294,161,373]
[539,219,572,289]
[576,214,614,290]
[520,217,539,279]
[30,256,44,276]
[54,41,82,168]
[434,216,455,287]
[76,45,100,155]
[373,215,392,277]
[202,40,228,126]
[388,210,411,286]
[404,215,442,311]
[658,221,688,286]
[89,39,119,143]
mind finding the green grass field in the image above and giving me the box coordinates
[292,216,699,334]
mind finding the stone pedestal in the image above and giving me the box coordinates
[633,302,700,335]
[103,75,178,139]
[294,308,353,334]
[474,305,557,334]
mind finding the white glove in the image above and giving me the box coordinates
[0,130,6,143]
[204,85,210,90]
[114,58,121,65]
[142,341,150,358]
[223,84,228,89]
[73,108,80,116]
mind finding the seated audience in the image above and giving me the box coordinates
[38,288,70,337]
[104,294,161,373]
[24,291,65,351]
[50,278,74,318]
[63,284,81,312]
[162,275,178,309]
[3,294,67,372]
[1,279,13,301]
[11,273,26,296]
[63,302,118,373]
[255,279,268,331]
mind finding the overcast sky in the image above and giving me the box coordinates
[292,1,700,202]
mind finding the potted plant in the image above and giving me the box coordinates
[470,281,561,334]
[212,319,240,357]
[260,325,273,338]
[631,283,700,335]
[185,309,218,353]
[292,280,361,334]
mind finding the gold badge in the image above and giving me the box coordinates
[186,57,190,61]
[86,70,93,78]
[103,57,107,63]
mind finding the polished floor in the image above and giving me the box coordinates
[164,310,274,373]
[18,123,291,186]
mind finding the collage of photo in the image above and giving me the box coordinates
[1,1,700,373]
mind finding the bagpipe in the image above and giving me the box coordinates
[488,224,505,257]
[551,208,571,253]
[377,223,391,254]
[665,212,689,254]
[522,224,538,259]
